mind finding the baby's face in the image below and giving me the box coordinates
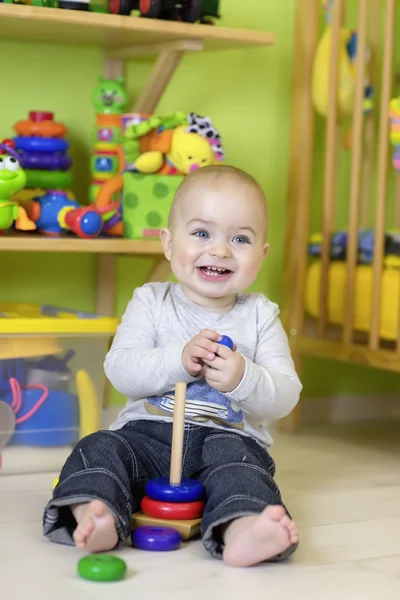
[161,178,269,309]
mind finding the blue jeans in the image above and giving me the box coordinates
[43,420,297,560]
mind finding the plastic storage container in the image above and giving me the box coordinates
[0,303,118,475]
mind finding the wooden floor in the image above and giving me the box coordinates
[1,421,399,598]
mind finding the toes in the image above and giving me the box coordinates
[264,505,286,522]
[280,514,292,529]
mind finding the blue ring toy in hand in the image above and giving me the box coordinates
[146,477,204,503]
[14,136,69,154]
[131,526,182,552]
[218,335,234,350]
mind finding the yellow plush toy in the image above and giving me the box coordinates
[126,112,224,175]
[311,0,373,121]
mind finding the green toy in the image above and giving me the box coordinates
[77,555,127,582]
[0,140,36,233]
[122,172,183,239]
[92,77,128,115]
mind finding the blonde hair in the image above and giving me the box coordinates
[168,165,268,235]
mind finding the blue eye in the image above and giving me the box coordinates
[193,230,209,239]
[233,235,250,244]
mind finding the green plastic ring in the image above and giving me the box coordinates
[77,554,127,582]
[25,169,73,190]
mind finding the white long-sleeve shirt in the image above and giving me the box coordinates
[106,282,302,447]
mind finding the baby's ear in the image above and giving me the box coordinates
[160,228,172,260]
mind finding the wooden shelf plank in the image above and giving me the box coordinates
[0,234,164,255]
[0,5,275,52]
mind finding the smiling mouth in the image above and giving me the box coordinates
[197,266,233,278]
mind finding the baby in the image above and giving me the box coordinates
[43,165,301,567]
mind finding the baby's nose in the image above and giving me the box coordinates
[189,163,199,172]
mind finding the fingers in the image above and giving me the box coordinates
[198,329,221,342]
[215,344,233,359]
[186,359,202,373]
[191,343,218,362]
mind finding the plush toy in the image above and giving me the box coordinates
[123,112,224,175]
[312,0,373,120]
[0,140,36,233]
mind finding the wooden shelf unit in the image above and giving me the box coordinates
[0,5,275,53]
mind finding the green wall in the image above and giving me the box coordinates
[1,0,398,405]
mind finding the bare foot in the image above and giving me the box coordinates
[222,505,299,567]
[72,500,118,552]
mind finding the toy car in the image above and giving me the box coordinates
[108,0,220,24]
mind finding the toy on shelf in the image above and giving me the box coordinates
[25,189,114,238]
[389,96,400,172]
[108,0,220,23]
[90,78,127,204]
[311,0,373,121]
[0,139,36,234]
[12,111,73,192]
[123,111,224,174]
[132,381,205,547]
[95,111,224,239]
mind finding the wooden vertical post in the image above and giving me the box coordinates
[360,0,380,229]
[343,0,368,344]
[369,0,395,349]
[279,0,319,435]
[318,0,343,338]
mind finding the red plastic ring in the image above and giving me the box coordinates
[141,496,205,520]
[29,111,54,122]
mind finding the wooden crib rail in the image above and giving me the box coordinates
[369,0,395,350]
[318,0,344,338]
[343,0,368,344]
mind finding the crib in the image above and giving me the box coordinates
[282,0,400,432]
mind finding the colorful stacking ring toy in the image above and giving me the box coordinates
[131,526,182,552]
[145,382,205,503]
[77,555,127,582]
[14,136,69,154]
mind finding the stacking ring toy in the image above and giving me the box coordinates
[26,169,73,190]
[141,496,205,520]
[131,526,182,552]
[218,335,234,350]
[14,136,69,154]
[77,555,127,582]
[146,476,204,503]
[19,151,72,171]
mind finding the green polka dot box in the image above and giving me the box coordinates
[122,172,184,239]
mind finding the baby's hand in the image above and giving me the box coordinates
[202,343,244,393]
[182,329,221,377]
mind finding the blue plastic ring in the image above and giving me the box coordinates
[131,526,182,552]
[218,335,234,350]
[146,477,205,503]
[14,136,69,153]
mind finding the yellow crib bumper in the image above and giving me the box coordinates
[306,261,400,340]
